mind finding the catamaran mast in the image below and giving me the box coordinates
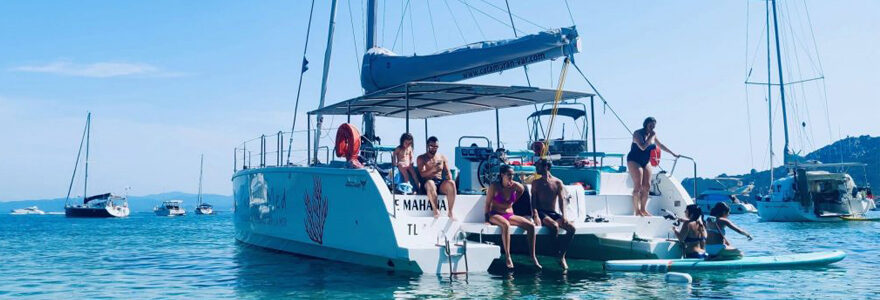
[770,0,791,164]
[312,0,340,164]
[198,154,204,205]
[365,0,377,50]
[83,112,91,203]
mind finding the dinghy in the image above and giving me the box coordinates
[604,250,846,272]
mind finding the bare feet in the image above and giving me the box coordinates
[505,258,514,269]
[559,257,569,270]
[532,257,543,270]
[433,210,440,218]
[641,210,653,217]
[448,213,457,222]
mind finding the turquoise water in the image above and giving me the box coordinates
[1,212,878,299]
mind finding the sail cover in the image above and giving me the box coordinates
[361,27,580,92]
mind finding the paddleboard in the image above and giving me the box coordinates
[605,250,846,272]
[840,216,880,221]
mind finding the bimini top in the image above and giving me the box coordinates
[309,82,594,119]
[527,107,586,120]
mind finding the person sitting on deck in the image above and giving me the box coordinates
[673,204,708,259]
[706,202,752,260]
[416,136,457,220]
[485,165,541,270]
[531,158,576,270]
[392,133,419,193]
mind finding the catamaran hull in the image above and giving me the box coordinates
[65,206,130,218]
[232,166,499,274]
[467,232,680,260]
[756,200,874,222]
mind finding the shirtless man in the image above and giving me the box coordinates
[416,136,457,219]
[531,158,576,269]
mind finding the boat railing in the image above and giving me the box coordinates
[233,129,334,172]
[669,155,698,197]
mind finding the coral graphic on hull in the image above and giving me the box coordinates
[304,176,328,244]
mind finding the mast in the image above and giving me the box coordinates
[65,112,89,207]
[83,112,91,202]
[766,0,774,185]
[198,154,204,205]
[365,0,377,50]
[771,0,791,164]
[312,0,340,164]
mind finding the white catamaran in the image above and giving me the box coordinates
[232,0,702,274]
[64,112,130,218]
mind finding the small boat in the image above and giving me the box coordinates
[64,113,130,218]
[696,178,757,214]
[605,250,846,272]
[154,200,186,216]
[10,206,45,215]
[194,154,214,215]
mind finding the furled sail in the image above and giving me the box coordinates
[361,26,580,92]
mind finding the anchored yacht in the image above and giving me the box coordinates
[64,113,130,218]
[154,200,186,217]
[194,155,214,215]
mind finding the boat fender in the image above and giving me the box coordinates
[665,272,692,284]
[650,146,661,167]
[335,123,363,168]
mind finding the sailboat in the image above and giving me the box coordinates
[753,0,875,221]
[194,154,214,215]
[64,113,130,218]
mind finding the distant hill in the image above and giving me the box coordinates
[683,135,880,198]
[0,192,232,213]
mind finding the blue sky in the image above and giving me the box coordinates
[1,0,878,201]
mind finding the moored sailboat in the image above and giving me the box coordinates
[194,154,214,215]
[64,112,130,218]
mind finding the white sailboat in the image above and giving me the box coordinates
[752,0,875,221]
[194,154,214,215]
[64,112,130,218]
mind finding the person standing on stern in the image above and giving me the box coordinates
[626,117,680,216]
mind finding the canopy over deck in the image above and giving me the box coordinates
[527,107,586,120]
[309,82,594,119]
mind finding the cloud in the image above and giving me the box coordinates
[11,61,187,78]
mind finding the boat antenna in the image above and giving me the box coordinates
[285,0,317,165]
[83,112,91,203]
[312,0,341,164]
[198,154,204,206]
[65,112,89,207]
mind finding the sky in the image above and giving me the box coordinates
[1,0,878,201]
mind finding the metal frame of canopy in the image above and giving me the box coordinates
[306,81,596,165]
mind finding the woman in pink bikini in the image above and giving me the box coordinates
[484,165,541,269]
[392,133,419,192]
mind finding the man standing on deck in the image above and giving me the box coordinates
[417,136,457,220]
[531,158,576,270]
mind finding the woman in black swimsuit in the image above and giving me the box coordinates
[626,117,679,216]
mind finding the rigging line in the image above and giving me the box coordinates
[390,0,411,51]
[503,0,532,87]
[425,0,439,50]
[65,115,89,205]
[562,0,576,26]
[456,0,522,35]
[476,0,548,31]
[744,0,755,168]
[802,0,834,144]
[286,0,317,164]
[347,0,361,78]
[463,1,486,40]
[408,0,416,54]
[571,61,632,135]
[443,0,469,43]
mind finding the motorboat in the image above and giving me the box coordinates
[10,206,45,215]
[64,112,130,218]
[154,200,186,216]
[194,154,214,215]
[695,178,758,214]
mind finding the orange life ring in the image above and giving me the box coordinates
[335,123,363,168]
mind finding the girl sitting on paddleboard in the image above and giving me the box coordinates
[673,204,708,259]
[706,202,753,260]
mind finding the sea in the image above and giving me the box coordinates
[1,211,878,299]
